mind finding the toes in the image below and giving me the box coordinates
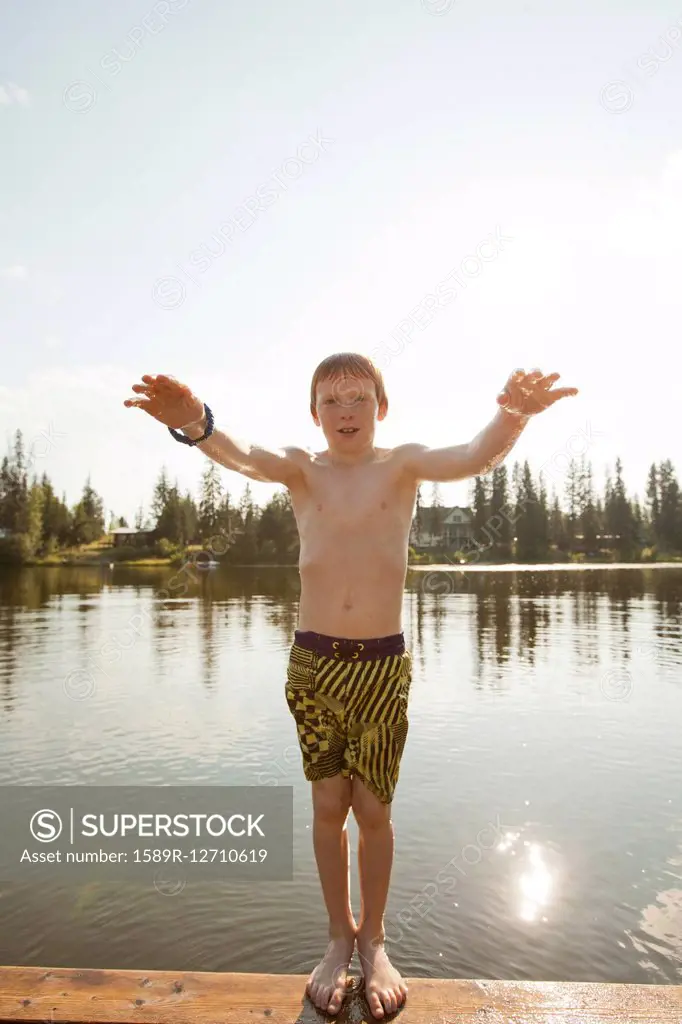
[327,986,345,1015]
[369,991,385,1018]
[383,990,397,1015]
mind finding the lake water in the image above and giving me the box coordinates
[0,565,681,985]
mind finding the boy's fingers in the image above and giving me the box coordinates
[156,376,188,395]
[548,387,578,403]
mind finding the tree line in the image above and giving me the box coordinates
[423,454,681,562]
[0,429,680,564]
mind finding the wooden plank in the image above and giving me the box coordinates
[1,966,681,1024]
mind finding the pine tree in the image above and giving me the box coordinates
[565,457,580,551]
[537,472,550,556]
[548,490,567,552]
[156,481,185,544]
[198,462,223,540]
[0,432,29,533]
[658,459,681,554]
[231,483,258,563]
[631,494,644,551]
[514,460,546,561]
[151,467,171,524]
[471,476,489,555]
[181,490,198,546]
[39,473,70,549]
[214,491,234,554]
[70,476,106,545]
[578,455,598,555]
[489,465,513,560]
[604,457,637,558]
[645,462,660,545]
[26,480,45,556]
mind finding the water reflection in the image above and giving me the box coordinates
[403,568,682,690]
[0,566,681,714]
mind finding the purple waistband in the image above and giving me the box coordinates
[294,630,405,661]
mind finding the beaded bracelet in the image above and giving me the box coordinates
[168,403,215,446]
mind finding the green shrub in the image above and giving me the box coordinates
[154,538,181,559]
[0,533,36,564]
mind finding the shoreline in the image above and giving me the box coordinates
[13,559,682,570]
[410,561,682,572]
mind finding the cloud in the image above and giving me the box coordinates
[0,265,28,281]
[0,82,30,106]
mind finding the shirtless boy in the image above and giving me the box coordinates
[124,353,577,1018]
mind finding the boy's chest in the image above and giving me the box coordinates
[294,460,417,530]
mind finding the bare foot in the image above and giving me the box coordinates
[357,931,408,1018]
[306,932,356,1016]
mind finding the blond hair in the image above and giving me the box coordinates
[309,352,387,417]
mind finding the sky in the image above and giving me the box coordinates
[1,0,681,525]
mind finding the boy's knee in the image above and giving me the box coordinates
[311,778,352,825]
[351,778,392,829]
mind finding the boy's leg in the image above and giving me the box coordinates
[352,777,408,1019]
[306,774,357,1016]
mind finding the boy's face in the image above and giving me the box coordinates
[312,374,387,447]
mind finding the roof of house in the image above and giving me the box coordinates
[110,527,156,535]
[413,506,472,530]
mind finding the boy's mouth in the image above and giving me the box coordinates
[338,427,359,434]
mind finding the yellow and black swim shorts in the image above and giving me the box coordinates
[285,630,412,804]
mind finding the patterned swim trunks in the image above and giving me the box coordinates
[285,630,413,804]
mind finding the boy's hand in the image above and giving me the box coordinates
[497,369,578,417]
[123,374,205,429]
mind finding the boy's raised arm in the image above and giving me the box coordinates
[400,368,578,483]
[183,412,304,485]
[124,374,304,487]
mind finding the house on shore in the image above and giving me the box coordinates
[110,527,158,549]
[410,506,473,551]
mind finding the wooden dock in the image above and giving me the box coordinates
[1,966,681,1023]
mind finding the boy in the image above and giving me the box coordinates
[124,353,577,1018]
